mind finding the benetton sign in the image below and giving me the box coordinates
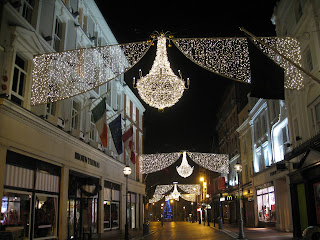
[75,152,100,168]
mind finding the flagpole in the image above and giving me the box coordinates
[240,27,320,86]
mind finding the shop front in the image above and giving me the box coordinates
[67,170,100,239]
[256,183,276,226]
[1,150,60,240]
[103,181,120,231]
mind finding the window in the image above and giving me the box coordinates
[1,191,32,239]
[294,0,303,23]
[34,194,58,239]
[273,119,289,162]
[310,101,320,133]
[46,102,56,115]
[254,118,261,141]
[305,47,314,72]
[11,54,27,106]
[71,100,80,130]
[126,96,131,117]
[53,17,62,52]
[132,104,136,123]
[89,113,96,141]
[257,186,276,223]
[11,0,34,24]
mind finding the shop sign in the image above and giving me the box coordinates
[226,195,233,201]
[75,152,100,168]
[218,177,226,190]
[220,197,225,202]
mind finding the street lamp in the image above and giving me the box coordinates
[123,166,132,240]
[234,162,246,240]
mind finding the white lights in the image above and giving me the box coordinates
[234,162,242,173]
[135,35,189,110]
[173,37,304,89]
[176,151,194,178]
[32,41,152,105]
[149,184,201,203]
[140,151,229,174]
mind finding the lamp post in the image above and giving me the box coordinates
[123,166,132,240]
[234,162,246,240]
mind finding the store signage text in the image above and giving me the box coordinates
[75,152,100,168]
[226,195,233,201]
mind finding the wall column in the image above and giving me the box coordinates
[99,177,105,234]
[59,166,69,240]
[0,146,7,203]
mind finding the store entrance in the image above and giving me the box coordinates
[68,171,100,239]
[104,202,120,230]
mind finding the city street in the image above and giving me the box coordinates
[142,222,233,240]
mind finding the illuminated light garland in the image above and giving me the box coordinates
[140,151,229,174]
[136,35,188,110]
[178,184,201,195]
[181,194,196,202]
[150,184,200,203]
[32,41,152,105]
[187,152,229,174]
[173,37,303,89]
[140,152,181,174]
[176,151,194,178]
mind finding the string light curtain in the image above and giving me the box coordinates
[32,41,152,105]
[173,37,304,89]
[140,151,229,174]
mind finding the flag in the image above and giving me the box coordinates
[247,38,285,100]
[122,127,136,164]
[108,114,123,155]
[91,98,107,147]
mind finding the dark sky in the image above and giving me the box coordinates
[95,0,279,154]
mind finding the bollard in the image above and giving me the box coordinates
[143,222,150,235]
[218,217,223,229]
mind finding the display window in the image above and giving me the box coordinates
[1,191,32,239]
[104,201,119,230]
[257,186,276,222]
[34,194,58,239]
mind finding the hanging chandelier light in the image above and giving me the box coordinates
[134,33,189,111]
[176,151,194,178]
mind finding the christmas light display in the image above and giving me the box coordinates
[173,37,304,89]
[176,151,194,178]
[140,151,229,174]
[32,41,152,105]
[135,34,189,110]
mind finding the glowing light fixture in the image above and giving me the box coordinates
[134,34,189,111]
[176,151,194,178]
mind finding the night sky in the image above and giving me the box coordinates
[95,0,279,154]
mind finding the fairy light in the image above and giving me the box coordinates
[173,37,303,89]
[176,151,194,178]
[178,184,201,195]
[32,41,152,105]
[140,151,229,174]
[136,35,188,110]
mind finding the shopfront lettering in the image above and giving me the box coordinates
[226,195,233,201]
[75,152,100,168]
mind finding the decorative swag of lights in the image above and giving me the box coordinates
[140,151,229,175]
[32,33,304,106]
[149,184,201,203]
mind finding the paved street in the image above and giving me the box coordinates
[141,221,233,240]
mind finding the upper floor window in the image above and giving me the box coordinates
[89,113,96,141]
[294,0,303,23]
[304,47,314,72]
[132,105,136,123]
[46,102,56,116]
[71,100,80,130]
[10,0,35,24]
[11,54,27,106]
[126,96,131,118]
[310,101,320,134]
[53,17,63,52]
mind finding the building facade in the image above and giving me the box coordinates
[0,0,145,239]
[273,0,320,237]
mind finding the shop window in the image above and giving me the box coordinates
[53,17,63,52]
[257,186,276,223]
[71,100,80,130]
[1,191,32,239]
[34,194,58,239]
[11,54,27,106]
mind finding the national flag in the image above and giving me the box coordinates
[108,114,123,155]
[91,98,107,147]
[122,127,136,164]
[247,38,285,100]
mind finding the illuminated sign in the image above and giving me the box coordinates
[220,197,225,202]
[226,195,233,201]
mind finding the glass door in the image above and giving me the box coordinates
[104,201,111,231]
[111,202,119,229]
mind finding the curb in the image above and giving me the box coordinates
[133,226,163,240]
[210,225,239,239]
